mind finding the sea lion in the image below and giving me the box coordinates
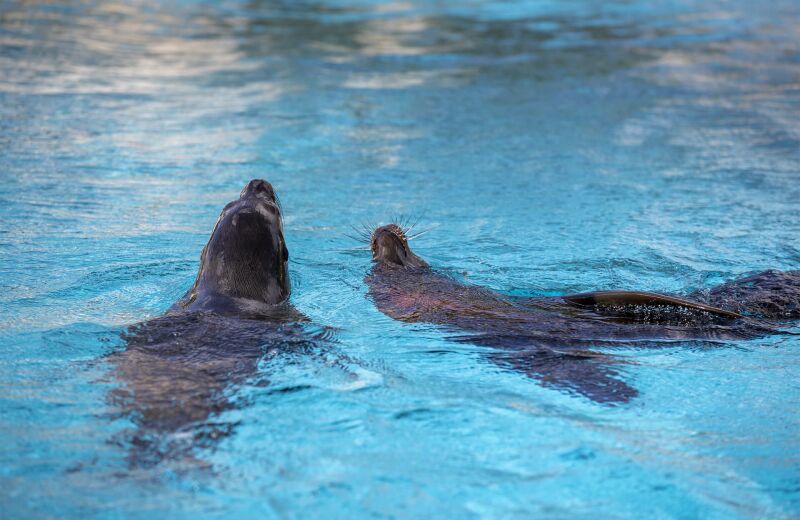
[107,180,322,468]
[365,223,800,404]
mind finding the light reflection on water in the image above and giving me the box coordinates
[1,0,799,517]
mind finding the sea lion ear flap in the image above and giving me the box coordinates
[282,243,289,261]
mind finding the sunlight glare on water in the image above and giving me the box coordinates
[1,0,799,517]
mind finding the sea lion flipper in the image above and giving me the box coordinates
[490,348,638,405]
[563,290,743,319]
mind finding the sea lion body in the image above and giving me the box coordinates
[110,180,321,467]
[367,262,760,343]
[365,224,800,403]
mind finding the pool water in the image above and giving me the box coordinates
[2,0,799,517]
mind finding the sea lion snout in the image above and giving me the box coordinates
[371,225,406,264]
[240,178,277,202]
[236,179,282,223]
[371,224,428,269]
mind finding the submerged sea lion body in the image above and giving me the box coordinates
[365,224,800,404]
[112,312,327,467]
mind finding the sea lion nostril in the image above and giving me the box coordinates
[241,179,275,199]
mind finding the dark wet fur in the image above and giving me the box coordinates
[689,270,800,319]
[172,179,292,314]
[365,227,800,405]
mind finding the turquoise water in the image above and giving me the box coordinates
[2,0,800,517]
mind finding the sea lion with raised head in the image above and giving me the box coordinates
[108,180,325,468]
[170,178,297,318]
[365,223,800,404]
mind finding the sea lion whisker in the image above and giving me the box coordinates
[391,215,403,233]
[334,245,373,252]
[346,225,362,239]
[344,232,367,243]
[404,218,420,235]
[406,225,438,241]
[352,223,368,236]
[398,214,415,234]
[360,221,375,238]
[352,222,380,242]
[401,214,424,237]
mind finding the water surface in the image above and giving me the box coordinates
[1,0,799,517]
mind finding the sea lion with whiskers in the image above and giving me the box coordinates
[364,223,800,404]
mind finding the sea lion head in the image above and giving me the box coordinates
[187,179,290,308]
[370,224,428,269]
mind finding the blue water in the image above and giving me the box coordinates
[2,0,800,517]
